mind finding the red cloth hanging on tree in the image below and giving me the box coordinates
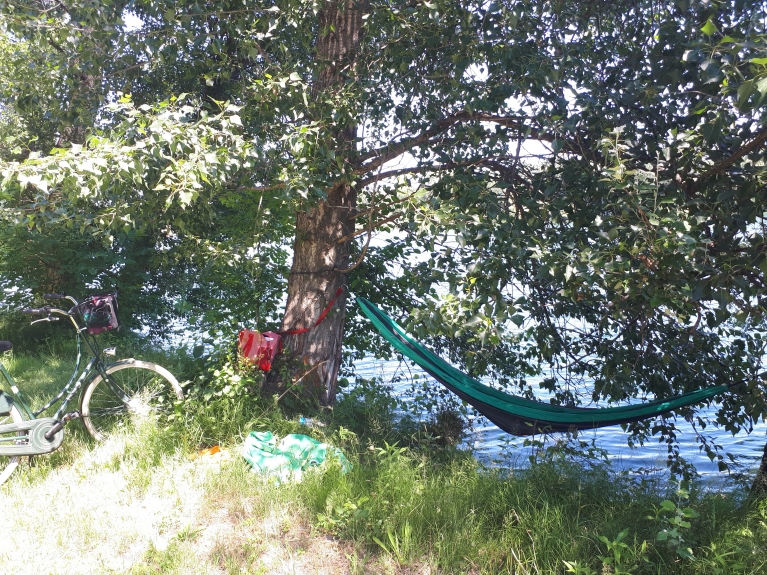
[238,286,344,372]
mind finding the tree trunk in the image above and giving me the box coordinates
[750,442,767,501]
[263,1,365,406]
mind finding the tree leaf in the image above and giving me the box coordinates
[700,19,718,37]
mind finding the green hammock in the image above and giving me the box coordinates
[357,297,735,436]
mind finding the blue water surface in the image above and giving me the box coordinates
[351,356,767,481]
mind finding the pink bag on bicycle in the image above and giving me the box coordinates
[76,292,120,335]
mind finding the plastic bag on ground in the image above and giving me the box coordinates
[242,431,351,483]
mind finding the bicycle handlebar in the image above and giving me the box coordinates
[42,293,79,309]
[22,307,51,315]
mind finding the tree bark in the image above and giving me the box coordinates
[750,442,767,501]
[263,1,365,406]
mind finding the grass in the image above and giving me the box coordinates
[2,340,767,574]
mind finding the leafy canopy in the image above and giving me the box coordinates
[2,1,767,470]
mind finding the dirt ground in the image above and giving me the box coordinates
[0,435,432,575]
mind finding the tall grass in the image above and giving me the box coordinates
[3,338,767,574]
[177,358,767,574]
[282,438,765,574]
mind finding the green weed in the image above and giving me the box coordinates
[4,340,767,574]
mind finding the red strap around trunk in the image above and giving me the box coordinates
[279,286,344,336]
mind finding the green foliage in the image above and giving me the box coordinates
[0,94,291,334]
[597,529,648,575]
[563,559,597,575]
[333,377,404,444]
[179,342,268,446]
[650,481,702,560]
[0,34,64,160]
[424,405,467,447]
[292,434,767,573]
[3,0,767,471]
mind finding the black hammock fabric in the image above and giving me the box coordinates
[357,297,734,436]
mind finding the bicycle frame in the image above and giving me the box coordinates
[0,299,129,424]
[2,292,181,467]
[0,361,35,420]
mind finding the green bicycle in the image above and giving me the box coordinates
[0,292,184,484]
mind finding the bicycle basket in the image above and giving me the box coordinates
[77,291,120,334]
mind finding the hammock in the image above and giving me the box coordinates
[357,297,735,436]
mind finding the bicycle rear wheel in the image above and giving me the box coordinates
[80,360,184,441]
[0,403,24,485]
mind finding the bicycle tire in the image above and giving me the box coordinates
[0,403,24,485]
[80,360,184,441]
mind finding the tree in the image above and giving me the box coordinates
[3,0,767,472]
[0,5,293,332]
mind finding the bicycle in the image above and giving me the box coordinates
[0,292,184,484]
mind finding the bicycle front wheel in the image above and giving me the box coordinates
[80,360,184,441]
[0,403,24,485]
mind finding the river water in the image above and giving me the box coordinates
[350,356,767,480]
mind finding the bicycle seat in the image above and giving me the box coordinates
[0,341,11,352]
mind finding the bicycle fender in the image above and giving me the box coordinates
[101,359,179,386]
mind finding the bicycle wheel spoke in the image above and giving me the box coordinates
[80,361,183,441]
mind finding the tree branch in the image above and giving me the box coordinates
[46,38,67,55]
[358,114,522,167]
[102,63,150,79]
[357,155,537,189]
[336,212,402,244]
[334,229,372,273]
[236,183,287,193]
[694,123,767,189]
[351,190,418,219]
[355,111,573,179]
[357,165,436,188]
[355,113,469,172]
